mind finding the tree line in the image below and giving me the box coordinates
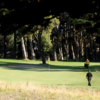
[51,12,100,62]
[0,0,100,63]
[0,11,100,63]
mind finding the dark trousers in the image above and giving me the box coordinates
[87,64,89,69]
[84,64,89,69]
[88,79,91,86]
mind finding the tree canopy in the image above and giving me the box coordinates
[0,0,100,34]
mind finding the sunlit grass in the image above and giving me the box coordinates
[0,58,100,88]
[0,58,100,99]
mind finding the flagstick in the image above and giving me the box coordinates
[49,58,50,72]
[49,34,50,72]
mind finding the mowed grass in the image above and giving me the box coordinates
[0,59,100,100]
[0,58,100,89]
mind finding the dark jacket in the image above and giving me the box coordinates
[86,72,93,79]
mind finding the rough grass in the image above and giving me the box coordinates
[0,82,100,100]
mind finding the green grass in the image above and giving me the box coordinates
[0,58,100,89]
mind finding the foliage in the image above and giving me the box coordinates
[6,34,14,51]
[0,0,100,36]
[0,34,14,57]
[0,35,4,52]
[42,32,52,56]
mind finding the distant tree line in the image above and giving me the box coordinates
[0,0,100,63]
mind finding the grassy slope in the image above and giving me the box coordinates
[0,58,100,89]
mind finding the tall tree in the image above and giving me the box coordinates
[27,33,35,59]
[4,33,7,58]
[20,35,28,59]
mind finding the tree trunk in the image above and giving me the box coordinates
[84,40,88,60]
[59,47,63,61]
[53,47,57,61]
[81,42,84,57]
[75,45,79,61]
[38,26,46,64]
[94,40,98,62]
[90,41,92,61]
[81,32,84,56]
[39,42,46,64]
[64,32,69,61]
[79,38,81,61]
[27,34,35,59]
[64,44,69,61]
[66,43,69,61]
[91,40,95,61]
[99,44,100,61]
[74,36,79,61]
[71,43,75,59]
[67,32,69,61]
[62,35,65,58]
[53,39,57,61]
[29,38,35,59]
[27,36,29,58]
[21,36,28,59]
[14,32,17,58]
[38,41,46,64]
[80,32,84,60]
[86,47,88,59]
[4,34,7,58]
[71,30,75,60]
[35,25,46,64]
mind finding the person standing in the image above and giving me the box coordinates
[86,59,90,69]
[86,70,93,86]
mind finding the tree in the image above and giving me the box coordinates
[42,32,52,58]
[27,33,35,59]
[1,0,99,35]
[1,0,100,62]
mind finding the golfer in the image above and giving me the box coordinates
[86,59,90,69]
[86,70,93,86]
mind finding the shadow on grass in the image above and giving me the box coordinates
[0,60,99,72]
